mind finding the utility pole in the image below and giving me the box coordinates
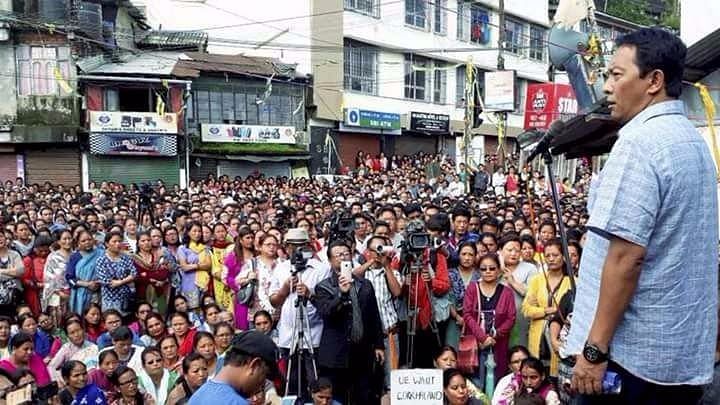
[463,58,474,193]
[496,0,507,170]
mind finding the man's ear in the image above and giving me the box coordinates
[646,69,666,97]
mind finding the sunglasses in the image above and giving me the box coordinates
[479,266,498,272]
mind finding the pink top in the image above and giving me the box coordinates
[0,354,51,386]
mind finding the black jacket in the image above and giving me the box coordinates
[314,273,384,369]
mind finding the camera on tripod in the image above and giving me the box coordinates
[290,246,314,275]
[327,211,354,244]
[403,219,431,253]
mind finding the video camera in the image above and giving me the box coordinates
[290,246,314,275]
[138,182,154,207]
[327,211,354,244]
[402,219,431,253]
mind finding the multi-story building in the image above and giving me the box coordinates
[134,0,553,175]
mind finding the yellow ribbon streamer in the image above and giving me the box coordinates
[53,66,73,94]
[694,82,720,180]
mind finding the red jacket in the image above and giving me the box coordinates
[394,249,450,330]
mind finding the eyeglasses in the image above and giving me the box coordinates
[333,252,352,258]
[145,358,162,365]
[479,266,498,272]
[118,378,138,387]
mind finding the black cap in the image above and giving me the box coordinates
[230,330,280,378]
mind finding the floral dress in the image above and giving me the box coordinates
[96,253,137,316]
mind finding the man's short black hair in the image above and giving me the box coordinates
[616,27,686,98]
[110,326,132,342]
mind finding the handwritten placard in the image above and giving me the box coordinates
[390,368,443,404]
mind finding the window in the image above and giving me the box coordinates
[504,18,525,55]
[456,65,466,107]
[191,84,305,129]
[457,2,491,45]
[405,0,427,29]
[433,0,447,35]
[529,25,546,61]
[344,40,378,95]
[16,45,72,96]
[433,66,447,104]
[344,0,380,18]
[405,54,429,101]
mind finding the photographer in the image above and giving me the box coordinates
[393,219,450,368]
[354,235,403,393]
[269,228,329,400]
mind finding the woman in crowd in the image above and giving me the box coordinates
[213,322,234,356]
[89,349,119,398]
[67,230,104,315]
[0,316,10,359]
[163,227,181,257]
[58,360,107,405]
[193,331,219,378]
[137,347,177,404]
[463,253,516,391]
[0,331,51,387]
[169,312,197,357]
[166,353,208,405]
[491,346,530,405]
[505,167,519,196]
[223,226,255,330]
[434,346,487,404]
[109,365,155,405]
[448,242,480,348]
[499,233,538,348]
[133,232,171,315]
[96,232,137,316]
[210,222,233,313]
[177,222,212,310]
[169,295,202,328]
[149,227,176,316]
[0,232,24,317]
[519,235,540,270]
[83,303,105,343]
[48,319,99,380]
[17,312,58,360]
[443,368,486,405]
[254,234,280,320]
[494,357,560,405]
[140,312,167,347]
[129,302,153,336]
[22,234,52,316]
[522,239,573,378]
[158,335,182,374]
[42,229,72,326]
[567,240,582,276]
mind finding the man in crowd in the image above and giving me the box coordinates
[314,240,385,404]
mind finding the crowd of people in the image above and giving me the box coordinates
[0,144,715,405]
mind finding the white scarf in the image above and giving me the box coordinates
[137,368,170,404]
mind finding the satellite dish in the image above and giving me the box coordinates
[548,24,589,70]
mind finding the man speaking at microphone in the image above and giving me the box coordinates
[566,27,718,404]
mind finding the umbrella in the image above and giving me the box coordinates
[485,348,497,398]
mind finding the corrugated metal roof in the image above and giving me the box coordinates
[684,28,720,82]
[79,52,182,76]
[137,30,208,51]
[172,52,300,79]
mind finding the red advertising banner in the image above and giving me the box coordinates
[523,83,578,130]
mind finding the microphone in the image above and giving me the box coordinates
[526,120,566,163]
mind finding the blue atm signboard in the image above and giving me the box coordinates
[345,108,401,130]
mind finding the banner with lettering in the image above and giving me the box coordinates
[201,124,297,144]
[523,83,578,130]
[89,133,177,156]
[390,369,443,405]
[89,111,178,134]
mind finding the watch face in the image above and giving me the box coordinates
[584,345,603,363]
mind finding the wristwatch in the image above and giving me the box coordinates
[582,342,609,364]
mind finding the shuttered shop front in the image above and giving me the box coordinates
[0,154,18,183]
[25,149,81,186]
[337,132,380,168]
[394,135,437,156]
[88,156,180,186]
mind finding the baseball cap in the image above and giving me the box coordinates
[230,330,280,378]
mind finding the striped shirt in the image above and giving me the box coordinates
[366,267,403,332]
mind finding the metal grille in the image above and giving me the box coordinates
[344,0,380,18]
[344,41,378,95]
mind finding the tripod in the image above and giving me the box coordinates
[284,272,318,400]
[404,251,440,368]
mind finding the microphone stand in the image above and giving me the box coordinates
[529,141,577,291]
